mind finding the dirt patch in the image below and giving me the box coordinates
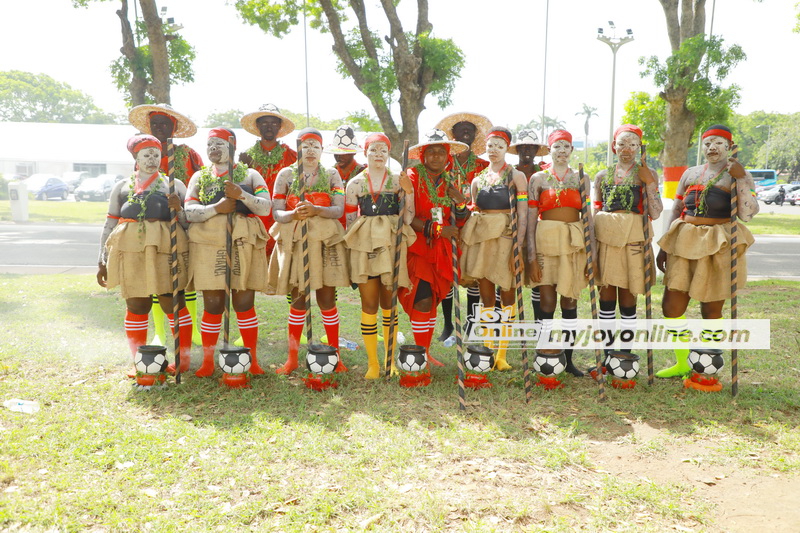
[587,420,800,532]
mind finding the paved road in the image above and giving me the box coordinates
[1,221,798,280]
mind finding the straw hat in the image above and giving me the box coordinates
[435,112,493,155]
[325,124,360,154]
[240,103,296,139]
[408,128,469,160]
[128,103,197,138]
[509,129,550,157]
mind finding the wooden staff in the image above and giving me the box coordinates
[730,145,740,397]
[640,145,655,385]
[507,172,531,404]
[297,140,312,344]
[579,163,605,402]
[167,138,182,384]
[222,143,235,348]
[451,171,466,410]
[385,140,410,377]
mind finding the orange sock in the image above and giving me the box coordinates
[167,307,192,372]
[196,311,221,377]
[236,308,263,374]
[278,307,305,375]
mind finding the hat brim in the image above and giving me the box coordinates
[240,111,296,139]
[324,144,360,154]
[128,104,197,138]
[408,139,469,160]
[508,143,550,157]
[435,112,493,156]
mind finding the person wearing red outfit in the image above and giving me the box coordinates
[129,103,204,347]
[434,112,492,342]
[399,129,470,369]
[239,104,298,258]
[97,135,191,377]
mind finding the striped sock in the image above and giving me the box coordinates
[599,300,617,351]
[124,310,149,360]
[619,305,637,353]
[320,307,340,352]
[167,307,192,371]
[288,307,306,363]
[236,308,261,372]
[200,311,222,359]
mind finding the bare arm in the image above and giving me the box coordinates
[98,180,126,265]
[526,173,541,259]
[644,168,663,220]
[398,171,415,225]
[592,169,606,214]
[237,168,271,216]
[512,169,527,250]
[344,176,364,228]
[184,170,233,223]
[272,169,295,224]
[733,169,759,222]
[316,169,344,219]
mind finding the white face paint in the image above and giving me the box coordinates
[300,138,322,167]
[136,146,161,174]
[366,142,389,168]
[549,139,573,164]
[615,132,641,164]
[702,135,730,164]
[207,136,230,164]
[486,137,508,163]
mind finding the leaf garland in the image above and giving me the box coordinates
[246,141,286,170]
[601,163,640,212]
[196,164,249,205]
[287,164,333,196]
[172,145,190,183]
[688,164,728,216]
[416,164,456,207]
[126,173,166,230]
[452,151,478,181]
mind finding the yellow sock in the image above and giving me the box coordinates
[382,309,399,374]
[361,312,379,379]
[494,305,514,371]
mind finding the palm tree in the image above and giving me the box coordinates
[576,104,598,165]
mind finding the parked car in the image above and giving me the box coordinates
[754,183,778,194]
[758,184,800,204]
[100,173,125,183]
[75,176,116,201]
[786,188,800,206]
[25,174,70,200]
[61,171,91,193]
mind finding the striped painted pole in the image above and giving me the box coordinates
[730,148,740,397]
[579,164,605,402]
[450,199,466,410]
[641,146,655,385]
[167,138,181,384]
[297,140,312,343]
[223,143,235,348]
[385,140,410,377]
[508,175,531,404]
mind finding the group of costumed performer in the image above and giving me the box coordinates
[592,125,662,368]
[655,124,758,378]
[266,128,350,375]
[460,126,529,371]
[343,133,416,378]
[526,130,590,376]
[128,104,204,347]
[96,134,192,376]
[184,128,272,377]
[433,113,491,342]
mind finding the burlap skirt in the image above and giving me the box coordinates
[658,219,754,302]
[343,215,416,289]
[106,220,189,299]
[267,216,350,294]
[460,212,515,290]
[188,214,268,292]
[531,219,587,300]
[594,211,655,295]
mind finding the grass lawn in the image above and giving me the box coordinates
[1,276,798,531]
[743,213,800,235]
[0,198,108,224]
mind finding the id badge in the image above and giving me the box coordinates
[431,206,444,225]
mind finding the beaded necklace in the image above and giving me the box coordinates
[197,164,248,205]
[246,141,286,170]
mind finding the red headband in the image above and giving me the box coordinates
[149,111,178,128]
[127,134,162,157]
[364,133,391,155]
[487,130,511,146]
[299,132,323,145]
[208,127,235,148]
[548,130,572,146]
[612,124,643,153]
[702,128,733,142]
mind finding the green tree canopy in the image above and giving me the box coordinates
[0,71,117,123]
[234,0,464,160]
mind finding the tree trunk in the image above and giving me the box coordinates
[662,91,696,168]
[139,0,170,104]
[117,0,147,106]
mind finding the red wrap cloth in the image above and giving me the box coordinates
[250,142,298,256]
[159,145,203,184]
[398,167,461,314]
[336,161,365,228]
[286,192,331,210]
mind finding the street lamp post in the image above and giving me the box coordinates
[597,23,634,167]
[756,124,772,168]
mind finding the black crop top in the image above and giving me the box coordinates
[683,185,730,218]
[358,192,399,216]
[120,191,171,221]
[602,184,643,214]
[476,185,511,210]
[205,184,255,215]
